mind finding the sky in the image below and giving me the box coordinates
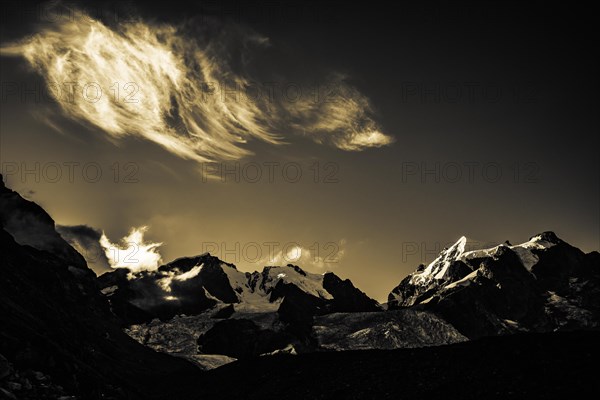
[1,1,598,301]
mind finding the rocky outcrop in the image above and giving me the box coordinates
[313,309,467,351]
[0,175,87,270]
[197,319,292,359]
[322,272,381,313]
[0,355,78,400]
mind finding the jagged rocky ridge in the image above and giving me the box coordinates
[100,230,599,366]
[98,255,381,326]
[388,233,600,338]
[103,254,465,368]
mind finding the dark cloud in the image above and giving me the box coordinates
[57,224,111,274]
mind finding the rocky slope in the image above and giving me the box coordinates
[313,310,466,351]
[104,230,599,365]
[0,175,202,399]
[98,255,380,326]
[100,253,396,365]
[125,305,466,370]
[388,233,600,338]
[117,257,466,368]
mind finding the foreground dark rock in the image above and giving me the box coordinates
[198,319,293,359]
[196,330,600,399]
[0,355,79,400]
[0,175,202,400]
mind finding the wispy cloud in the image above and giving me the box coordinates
[1,9,393,162]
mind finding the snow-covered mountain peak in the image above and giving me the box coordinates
[389,231,599,338]
[528,231,562,245]
[410,236,467,284]
[454,235,468,250]
[523,232,560,250]
[505,233,557,271]
[255,264,333,300]
[457,233,559,271]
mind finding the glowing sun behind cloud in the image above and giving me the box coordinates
[99,226,163,272]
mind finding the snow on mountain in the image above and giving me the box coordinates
[98,252,376,326]
[97,250,391,368]
[98,230,598,366]
[126,304,466,369]
[389,236,472,307]
[216,263,281,313]
[399,233,557,296]
[460,234,556,271]
[443,270,478,290]
[411,236,467,284]
[256,266,334,300]
[111,255,429,367]
[392,232,567,304]
[388,232,600,338]
[218,263,333,313]
[0,174,203,397]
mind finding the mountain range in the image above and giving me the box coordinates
[1,174,598,398]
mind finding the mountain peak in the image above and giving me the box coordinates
[286,264,307,276]
[389,231,598,338]
[529,231,562,245]
[452,236,467,252]
[159,253,238,273]
[409,236,468,284]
